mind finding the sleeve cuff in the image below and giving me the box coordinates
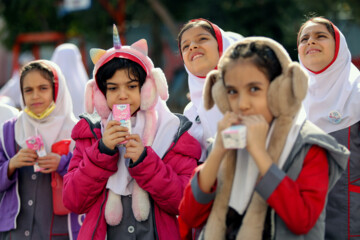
[98,139,118,155]
[256,164,285,200]
[129,147,147,168]
[191,171,216,204]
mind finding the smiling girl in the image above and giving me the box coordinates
[179,37,349,240]
[177,19,243,163]
[0,60,80,239]
[63,26,201,240]
[297,17,360,240]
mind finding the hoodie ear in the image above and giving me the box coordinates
[85,79,96,114]
[203,70,221,110]
[152,68,168,101]
[90,48,106,65]
[131,39,148,56]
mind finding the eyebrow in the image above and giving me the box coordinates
[301,31,330,37]
[181,33,212,46]
[106,79,139,85]
[225,81,265,88]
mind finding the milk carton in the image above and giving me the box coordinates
[26,135,46,172]
[113,104,131,145]
[221,125,247,149]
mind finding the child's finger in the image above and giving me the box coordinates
[125,134,141,142]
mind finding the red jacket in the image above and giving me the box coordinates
[179,145,329,236]
[63,116,201,240]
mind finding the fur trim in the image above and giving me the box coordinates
[84,79,110,120]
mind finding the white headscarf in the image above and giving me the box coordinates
[15,60,77,153]
[300,21,360,133]
[0,103,19,126]
[182,19,243,161]
[51,43,89,119]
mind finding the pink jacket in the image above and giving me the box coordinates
[63,115,201,240]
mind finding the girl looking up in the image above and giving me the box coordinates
[297,16,360,240]
[178,18,243,162]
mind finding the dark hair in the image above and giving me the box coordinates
[177,20,217,55]
[95,58,147,96]
[297,16,335,43]
[222,42,282,82]
[20,61,55,101]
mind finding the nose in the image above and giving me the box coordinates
[118,87,128,100]
[189,41,198,51]
[238,94,250,113]
[32,89,40,99]
[307,36,316,45]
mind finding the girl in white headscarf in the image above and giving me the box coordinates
[177,19,243,163]
[0,60,81,239]
[51,43,89,118]
[297,17,360,240]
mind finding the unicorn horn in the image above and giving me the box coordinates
[113,24,122,49]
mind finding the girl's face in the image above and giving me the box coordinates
[22,71,53,115]
[180,26,219,77]
[298,22,336,72]
[224,60,273,124]
[105,69,141,115]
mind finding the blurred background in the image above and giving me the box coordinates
[1,0,360,112]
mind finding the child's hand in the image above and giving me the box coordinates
[214,111,240,154]
[124,134,144,163]
[8,149,37,177]
[240,114,269,156]
[103,120,130,150]
[37,153,61,174]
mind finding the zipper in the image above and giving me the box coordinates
[92,190,107,240]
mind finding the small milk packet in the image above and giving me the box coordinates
[221,125,247,149]
[113,104,131,145]
[26,135,46,172]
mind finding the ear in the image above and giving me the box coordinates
[84,79,96,113]
[131,39,148,56]
[90,48,106,65]
[152,68,168,101]
[203,70,220,110]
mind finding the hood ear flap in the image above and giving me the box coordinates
[288,62,308,102]
[140,78,157,110]
[204,70,231,114]
[85,80,96,114]
[203,70,220,110]
[85,79,111,119]
[152,68,169,101]
[267,62,308,118]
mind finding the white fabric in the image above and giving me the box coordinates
[184,28,243,162]
[0,71,22,108]
[15,60,77,153]
[106,99,180,195]
[51,43,89,119]
[229,107,307,215]
[0,103,19,126]
[300,28,360,133]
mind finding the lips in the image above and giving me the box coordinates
[306,48,321,55]
[190,52,204,61]
[31,102,43,107]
